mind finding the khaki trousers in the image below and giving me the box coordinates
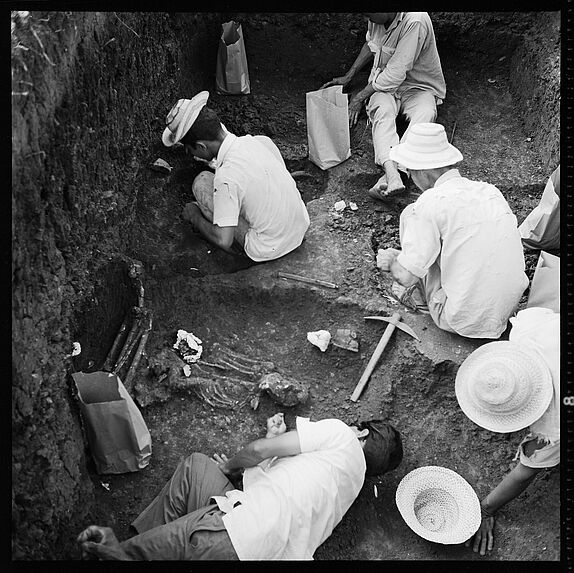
[120,453,239,560]
[366,88,438,166]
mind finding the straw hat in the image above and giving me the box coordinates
[395,466,481,545]
[455,341,553,433]
[162,91,210,147]
[389,122,463,170]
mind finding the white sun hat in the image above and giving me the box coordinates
[162,91,210,147]
[396,466,481,545]
[389,122,463,170]
[455,340,553,433]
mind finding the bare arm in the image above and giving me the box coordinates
[467,462,541,556]
[377,248,420,288]
[182,202,237,252]
[219,430,302,474]
[321,41,374,89]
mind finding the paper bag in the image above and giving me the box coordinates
[527,250,560,312]
[306,86,351,170]
[72,371,152,474]
[519,165,560,250]
[215,21,250,95]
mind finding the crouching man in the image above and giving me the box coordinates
[377,122,528,339]
[163,91,310,262]
[77,413,403,560]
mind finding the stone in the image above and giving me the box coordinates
[258,372,309,407]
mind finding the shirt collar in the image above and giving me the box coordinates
[434,168,461,187]
[386,12,405,33]
[216,132,237,168]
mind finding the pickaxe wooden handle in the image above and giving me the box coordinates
[350,312,403,402]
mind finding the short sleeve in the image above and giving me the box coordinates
[296,417,353,454]
[212,178,241,227]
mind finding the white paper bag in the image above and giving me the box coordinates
[306,86,351,170]
[216,21,250,95]
[527,250,560,312]
[519,165,560,250]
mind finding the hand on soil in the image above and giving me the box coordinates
[465,515,495,556]
[77,525,129,560]
[376,248,401,271]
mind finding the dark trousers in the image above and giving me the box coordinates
[120,453,239,560]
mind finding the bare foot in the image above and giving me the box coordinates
[367,172,405,200]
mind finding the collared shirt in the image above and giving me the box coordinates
[213,418,366,560]
[397,169,529,339]
[213,133,310,261]
[366,12,446,100]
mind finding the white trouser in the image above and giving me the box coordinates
[366,88,438,166]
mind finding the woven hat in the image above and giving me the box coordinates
[389,122,463,170]
[396,466,481,545]
[162,91,209,147]
[455,341,553,433]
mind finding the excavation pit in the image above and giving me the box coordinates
[11,11,560,560]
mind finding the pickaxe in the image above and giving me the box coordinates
[350,312,419,402]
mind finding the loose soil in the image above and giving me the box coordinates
[12,12,560,561]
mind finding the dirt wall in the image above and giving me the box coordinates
[11,11,222,559]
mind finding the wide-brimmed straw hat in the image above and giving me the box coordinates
[455,341,553,433]
[396,466,481,545]
[162,91,209,147]
[389,122,463,170]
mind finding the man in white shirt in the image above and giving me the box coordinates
[77,414,403,560]
[377,122,528,339]
[162,92,310,262]
[322,13,446,200]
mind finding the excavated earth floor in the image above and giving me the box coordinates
[79,17,558,561]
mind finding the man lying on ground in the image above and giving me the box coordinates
[77,413,403,560]
[376,122,528,339]
[321,12,446,200]
[162,91,310,262]
[455,307,560,555]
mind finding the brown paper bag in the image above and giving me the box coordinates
[72,371,152,474]
[306,86,351,170]
[215,21,251,95]
[527,251,560,312]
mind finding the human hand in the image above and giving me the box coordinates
[348,94,365,128]
[266,413,286,437]
[77,525,129,560]
[182,202,202,225]
[376,248,401,272]
[320,74,352,90]
[465,515,495,556]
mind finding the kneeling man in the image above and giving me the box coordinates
[163,92,310,262]
[377,122,528,339]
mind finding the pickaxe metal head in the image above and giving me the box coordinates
[364,315,420,342]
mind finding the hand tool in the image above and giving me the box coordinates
[350,312,419,402]
[276,271,338,289]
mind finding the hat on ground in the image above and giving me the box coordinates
[389,122,463,170]
[162,91,210,147]
[455,340,553,433]
[395,466,481,545]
